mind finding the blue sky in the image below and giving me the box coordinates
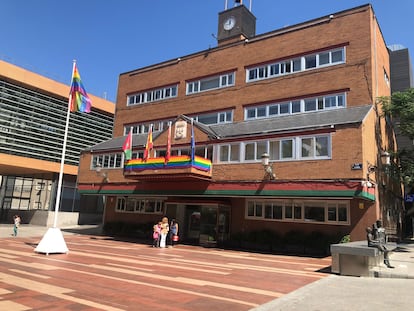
[1,0,413,103]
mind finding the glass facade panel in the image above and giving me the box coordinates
[0,80,113,165]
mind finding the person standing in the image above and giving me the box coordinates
[13,215,21,236]
[169,219,179,247]
[159,217,169,248]
[152,222,161,247]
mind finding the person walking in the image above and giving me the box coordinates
[13,215,21,236]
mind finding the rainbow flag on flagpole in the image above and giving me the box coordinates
[69,63,92,113]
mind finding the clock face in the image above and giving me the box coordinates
[223,16,236,31]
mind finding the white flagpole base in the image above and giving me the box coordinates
[34,227,69,255]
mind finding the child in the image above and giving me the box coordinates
[152,222,161,247]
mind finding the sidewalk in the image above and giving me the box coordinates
[252,239,414,311]
[1,224,413,310]
[0,223,103,238]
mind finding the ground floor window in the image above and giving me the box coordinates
[116,196,164,214]
[246,199,349,224]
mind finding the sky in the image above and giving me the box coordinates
[1,0,413,103]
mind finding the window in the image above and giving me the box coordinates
[246,200,349,224]
[247,201,263,217]
[304,202,325,222]
[245,93,346,120]
[305,55,317,69]
[126,119,171,135]
[92,154,123,169]
[384,69,390,87]
[301,138,314,158]
[127,85,177,106]
[246,47,345,82]
[304,98,317,112]
[300,136,329,159]
[195,110,233,125]
[214,135,329,164]
[187,72,235,95]
[264,202,283,219]
[244,142,255,161]
[243,141,268,162]
[116,197,164,214]
[218,144,240,162]
[328,203,348,222]
[281,139,293,159]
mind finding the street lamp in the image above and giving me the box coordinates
[261,152,276,180]
[96,162,109,183]
[380,151,390,166]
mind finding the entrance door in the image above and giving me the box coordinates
[199,206,218,246]
[181,204,231,246]
[185,205,201,244]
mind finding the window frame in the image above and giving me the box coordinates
[246,47,346,83]
[246,199,349,224]
[186,72,235,95]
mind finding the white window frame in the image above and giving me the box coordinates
[244,93,346,120]
[186,72,235,95]
[246,199,349,224]
[246,47,345,83]
[127,85,178,106]
[115,197,164,214]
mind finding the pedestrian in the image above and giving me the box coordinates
[13,215,21,236]
[152,222,161,247]
[169,219,179,247]
[159,217,169,248]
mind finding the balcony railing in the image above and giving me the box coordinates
[123,155,212,180]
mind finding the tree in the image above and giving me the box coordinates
[379,88,414,187]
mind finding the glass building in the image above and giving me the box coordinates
[0,60,115,225]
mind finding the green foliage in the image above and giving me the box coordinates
[379,88,414,187]
[339,234,351,243]
[380,88,414,139]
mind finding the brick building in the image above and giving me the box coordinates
[78,3,402,246]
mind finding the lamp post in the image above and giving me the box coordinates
[380,151,390,166]
[261,152,276,180]
[96,163,109,183]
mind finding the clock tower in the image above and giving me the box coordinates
[217,1,256,45]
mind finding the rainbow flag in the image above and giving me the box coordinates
[124,155,211,172]
[70,63,92,113]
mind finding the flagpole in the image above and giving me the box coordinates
[52,60,76,228]
[34,61,75,255]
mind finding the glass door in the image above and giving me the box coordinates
[199,206,218,246]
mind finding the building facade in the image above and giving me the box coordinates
[78,4,402,246]
[0,60,115,226]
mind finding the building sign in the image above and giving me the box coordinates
[351,163,363,170]
[405,194,414,203]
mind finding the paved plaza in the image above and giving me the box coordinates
[0,225,413,310]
